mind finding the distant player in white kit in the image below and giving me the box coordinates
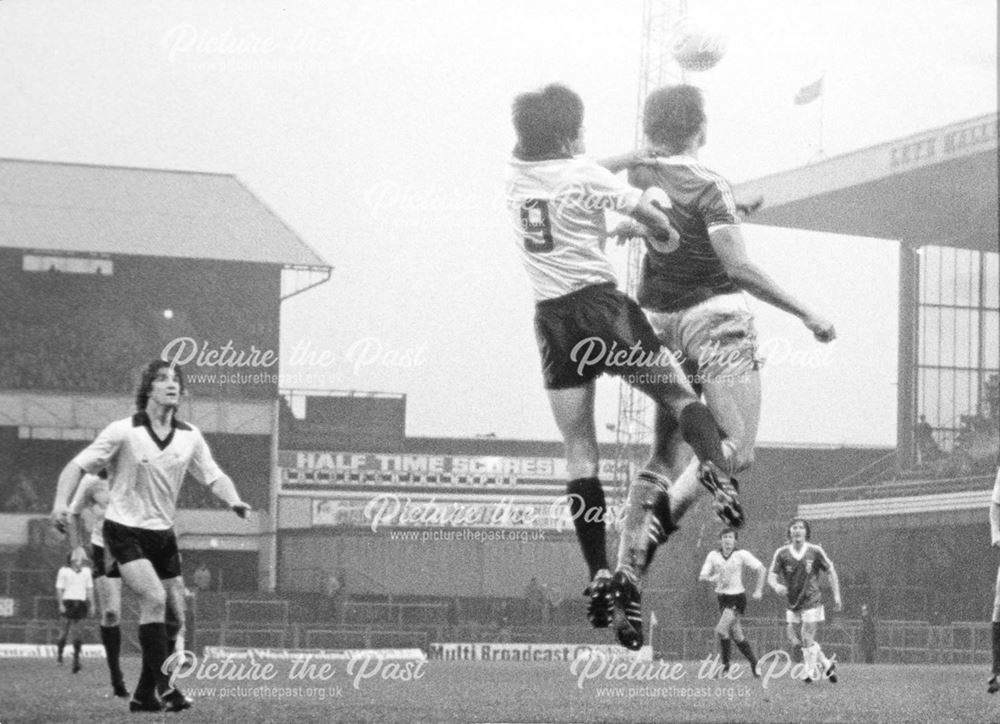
[54,551,93,673]
[506,83,741,650]
[699,527,765,677]
[987,466,1000,693]
[51,359,251,712]
[67,470,129,697]
[768,518,842,683]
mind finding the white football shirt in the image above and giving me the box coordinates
[700,548,764,595]
[55,566,93,601]
[73,412,222,530]
[505,156,642,301]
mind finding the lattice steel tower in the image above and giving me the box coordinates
[611,0,687,501]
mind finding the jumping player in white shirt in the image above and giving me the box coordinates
[507,84,741,650]
[699,527,765,676]
[67,470,129,697]
[52,359,250,712]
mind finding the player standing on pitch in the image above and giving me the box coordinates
[66,470,130,697]
[507,83,741,650]
[54,551,93,674]
[698,527,765,677]
[987,466,1000,693]
[51,359,251,712]
[768,518,842,683]
[604,84,836,542]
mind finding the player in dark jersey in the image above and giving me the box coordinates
[605,85,837,540]
[507,84,743,650]
[768,519,842,683]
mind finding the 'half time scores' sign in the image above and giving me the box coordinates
[279,451,622,488]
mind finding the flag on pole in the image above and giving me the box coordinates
[650,610,658,627]
[794,76,824,105]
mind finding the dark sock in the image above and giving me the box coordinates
[992,622,1000,675]
[135,660,155,701]
[166,618,181,655]
[719,637,731,668]
[73,639,82,656]
[57,636,66,659]
[566,477,609,578]
[736,639,757,668]
[138,622,171,695]
[678,402,726,468]
[101,625,123,683]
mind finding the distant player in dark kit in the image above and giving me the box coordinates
[768,518,842,683]
[699,527,765,677]
[987,467,1000,693]
[51,359,251,712]
[506,83,741,651]
[67,470,129,697]
[54,551,93,673]
[604,84,836,544]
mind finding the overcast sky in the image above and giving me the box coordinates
[0,0,995,446]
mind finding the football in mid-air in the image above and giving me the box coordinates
[670,17,727,72]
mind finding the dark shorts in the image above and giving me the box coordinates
[63,599,88,621]
[534,283,670,390]
[90,544,120,579]
[718,593,747,615]
[103,519,182,580]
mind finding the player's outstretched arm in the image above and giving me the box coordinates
[597,151,647,174]
[827,562,843,612]
[991,502,1000,547]
[767,551,787,595]
[67,477,93,552]
[209,474,251,518]
[752,560,767,599]
[697,556,718,584]
[629,189,680,248]
[54,570,66,615]
[709,225,836,343]
[51,463,86,532]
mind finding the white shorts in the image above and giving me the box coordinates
[786,605,825,624]
[645,293,760,383]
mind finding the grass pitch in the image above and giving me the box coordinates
[2,656,998,723]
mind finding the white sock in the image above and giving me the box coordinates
[802,643,818,678]
[812,642,829,669]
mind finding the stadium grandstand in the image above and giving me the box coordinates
[0,158,329,644]
[737,113,1000,628]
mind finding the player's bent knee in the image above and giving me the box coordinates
[102,611,119,627]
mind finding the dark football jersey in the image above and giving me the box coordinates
[769,543,831,612]
[628,156,741,312]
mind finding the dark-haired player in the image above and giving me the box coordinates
[606,84,836,539]
[768,518,842,683]
[506,83,740,650]
[51,359,251,711]
[67,470,129,697]
[54,551,93,673]
[698,527,765,677]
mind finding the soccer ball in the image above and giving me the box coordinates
[670,17,727,72]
